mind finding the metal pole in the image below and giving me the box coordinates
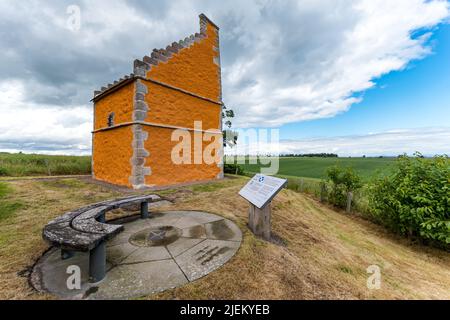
[89,241,106,283]
[140,201,149,219]
[320,183,326,202]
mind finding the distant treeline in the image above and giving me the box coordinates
[280,153,339,158]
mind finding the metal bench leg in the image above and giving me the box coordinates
[89,241,106,283]
[140,201,149,219]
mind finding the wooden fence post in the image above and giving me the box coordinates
[248,203,271,241]
[346,191,353,213]
[299,178,304,192]
[44,159,51,176]
[320,183,326,203]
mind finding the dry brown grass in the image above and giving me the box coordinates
[0,176,448,300]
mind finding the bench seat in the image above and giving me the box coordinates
[42,194,161,281]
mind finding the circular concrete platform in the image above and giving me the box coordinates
[31,211,242,299]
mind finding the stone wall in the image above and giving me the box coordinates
[92,126,134,186]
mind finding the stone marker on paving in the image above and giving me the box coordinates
[174,239,241,282]
[31,211,242,299]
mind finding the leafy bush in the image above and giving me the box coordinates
[325,165,362,208]
[224,163,244,175]
[0,167,8,176]
[368,153,449,247]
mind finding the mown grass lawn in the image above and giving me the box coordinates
[0,176,449,300]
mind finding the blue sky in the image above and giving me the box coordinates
[279,23,450,141]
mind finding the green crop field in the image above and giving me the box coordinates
[0,152,397,180]
[227,156,397,180]
[0,152,91,177]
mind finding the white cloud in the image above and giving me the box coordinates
[222,0,450,127]
[0,80,92,154]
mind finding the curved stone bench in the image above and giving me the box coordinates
[42,194,160,282]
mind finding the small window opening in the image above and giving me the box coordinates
[107,112,115,127]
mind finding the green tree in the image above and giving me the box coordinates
[222,104,238,148]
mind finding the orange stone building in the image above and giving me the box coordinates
[91,14,223,189]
